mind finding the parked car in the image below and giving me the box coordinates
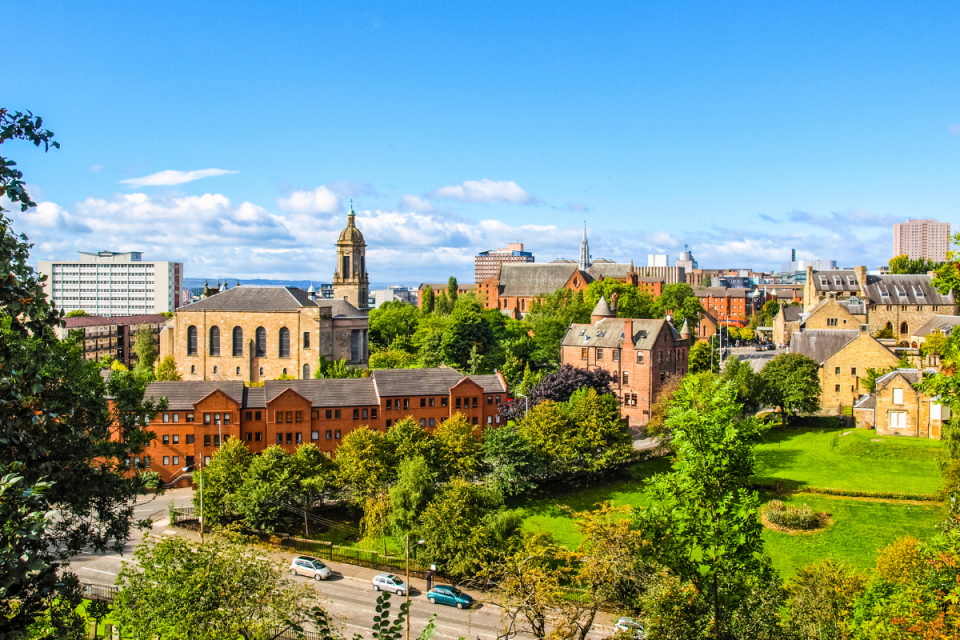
[372,573,407,596]
[289,556,332,581]
[614,616,645,638]
[427,584,473,609]
[766,343,776,351]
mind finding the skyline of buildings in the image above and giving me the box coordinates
[893,218,951,263]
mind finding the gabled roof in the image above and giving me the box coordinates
[177,286,367,316]
[586,263,633,280]
[913,315,960,337]
[790,329,859,364]
[695,287,750,298]
[780,306,802,322]
[263,379,380,407]
[144,381,244,410]
[854,394,875,410]
[466,373,508,394]
[372,367,466,396]
[874,368,936,391]
[63,313,170,328]
[498,263,590,297]
[809,270,954,306]
[562,317,679,351]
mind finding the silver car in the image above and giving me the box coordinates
[372,573,407,596]
[289,556,332,581]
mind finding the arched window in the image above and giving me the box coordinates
[258,367,263,376]
[342,255,350,277]
[236,366,241,375]
[256,327,266,357]
[190,365,195,374]
[900,322,908,335]
[303,364,310,379]
[209,326,220,356]
[279,328,290,358]
[213,365,218,374]
[885,322,893,331]
[282,368,288,376]
[187,326,198,355]
[232,327,243,356]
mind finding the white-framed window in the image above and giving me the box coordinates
[889,411,907,429]
[893,388,903,405]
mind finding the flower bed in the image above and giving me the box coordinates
[763,500,826,530]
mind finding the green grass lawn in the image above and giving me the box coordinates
[514,427,946,576]
[762,493,945,577]
[754,427,944,494]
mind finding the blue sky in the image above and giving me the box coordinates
[5,1,959,283]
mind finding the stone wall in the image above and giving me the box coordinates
[820,332,899,414]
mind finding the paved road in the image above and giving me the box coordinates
[69,492,615,640]
[728,346,787,372]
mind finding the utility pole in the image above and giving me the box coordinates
[199,457,204,544]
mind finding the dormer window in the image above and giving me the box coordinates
[846,276,857,287]
[579,329,586,336]
[833,276,843,286]
[819,276,828,287]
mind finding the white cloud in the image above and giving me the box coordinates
[87,164,103,173]
[399,194,435,213]
[276,186,340,214]
[430,179,537,204]
[119,168,239,187]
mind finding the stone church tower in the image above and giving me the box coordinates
[333,202,369,310]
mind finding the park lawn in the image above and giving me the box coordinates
[761,493,945,578]
[754,427,943,495]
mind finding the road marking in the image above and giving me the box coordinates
[77,567,117,576]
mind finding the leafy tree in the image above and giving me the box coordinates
[388,455,436,543]
[524,289,591,367]
[369,348,417,369]
[369,300,422,350]
[432,413,482,479]
[762,300,780,318]
[155,355,182,381]
[889,253,941,274]
[317,358,368,379]
[335,426,395,502]
[646,374,683,447]
[657,283,697,313]
[416,478,521,577]
[873,326,894,339]
[921,332,948,357]
[113,533,322,640]
[782,559,865,640]
[448,276,459,304]
[434,289,452,315]
[739,326,756,342]
[760,353,821,427]
[482,423,546,495]
[193,437,252,523]
[292,443,337,534]
[721,357,764,415]
[501,364,613,421]
[583,280,657,318]
[564,387,633,474]
[688,340,719,374]
[384,417,434,464]
[412,314,449,367]
[441,297,496,369]
[0,108,166,635]
[701,275,712,288]
[421,286,435,312]
[64,309,88,317]
[634,376,769,640]
[132,323,158,378]
[232,445,300,532]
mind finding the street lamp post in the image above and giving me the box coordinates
[405,535,424,640]
[516,393,529,417]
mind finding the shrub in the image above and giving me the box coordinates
[764,500,824,530]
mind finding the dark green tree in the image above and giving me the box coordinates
[481,424,546,496]
[760,353,821,426]
[388,455,436,543]
[369,300,422,350]
[889,253,942,274]
[720,357,765,415]
[688,340,719,374]
[232,445,301,533]
[441,298,496,369]
[132,323,158,380]
[64,309,88,317]
[193,436,253,524]
[634,376,769,640]
[384,416,434,464]
[583,280,657,318]
[448,276,459,304]
[0,109,163,637]
[420,285,435,312]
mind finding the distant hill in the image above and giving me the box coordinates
[183,278,423,291]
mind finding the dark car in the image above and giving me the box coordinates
[427,584,473,609]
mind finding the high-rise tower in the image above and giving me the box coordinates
[332,201,369,309]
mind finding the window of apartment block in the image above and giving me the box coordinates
[420,418,427,427]
[325,409,332,419]
[276,433,283,444]
[173,456,179,466]
[163,413,170,423]
[286,433,292,444]
[255,432,262,441]
[597,348,604,360]
[162,435,169,445]
[186,434,195,444]
[173,413,179,423]
[353,409,360,420]
[203,413,211,425]
[163,456,170,466]
[660,372,666,383]
[441,397,448,407]
[403,399,409,410]
[420,397,426,407]
[371,408,378,419]
[335,430,341,439]
[295,411,302,423]
[472,397,478,408]
[893,388,904,404]
[362,408,368,420]
[429,397,435,407]
[311,431,319,440]
[335,410,341,419]
[581,348,588,360]
[303,331,310,348]
[296,432,302,444]
[487,415,492,424]
[851,368,857,375]
[285,412,292,423]
[246,411,252,421]
[172,435,179,444]
[386,399,393,410]
[472,417,478,425]
[224,414,230,425]
[835,367,841,375]
[326,430,332,440]
[622,371,629,385]
[487,396,493,405]
[204,434,211,447]
[456,398,462,409]
[311,410,319,419]
[386,420,392,428]
[276,411,284,424]
[835,384,841,392]
[246,432,252,442]
[213,435,220,447]
[429,418,435,427]
[637,353,643,364]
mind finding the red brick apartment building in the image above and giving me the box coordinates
[560,297,691,426]
[137,368,508,482]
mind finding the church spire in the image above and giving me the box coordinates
[578,222,590,270]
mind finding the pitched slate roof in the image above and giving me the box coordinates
[874,368,936,391]
[562,317,679,351]
[320,299,367,317]
[854,394,875,410]
[498,263,588,297]
[810,271,955,306]
[780,306,802,322]
[179,286,317,312]
[695,287,750,298]
[913,314,960,337]
[591,296,615,318]
[263,379,380,407]
[144,381,244,410]
[586,263,633,280]
[466,374,508,393]
[790,329,859,364]
[372,367,466,396]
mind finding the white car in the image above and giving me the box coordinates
[372,573,407,596]
[289,556,332,581]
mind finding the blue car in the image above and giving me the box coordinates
[427,584,473,609]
